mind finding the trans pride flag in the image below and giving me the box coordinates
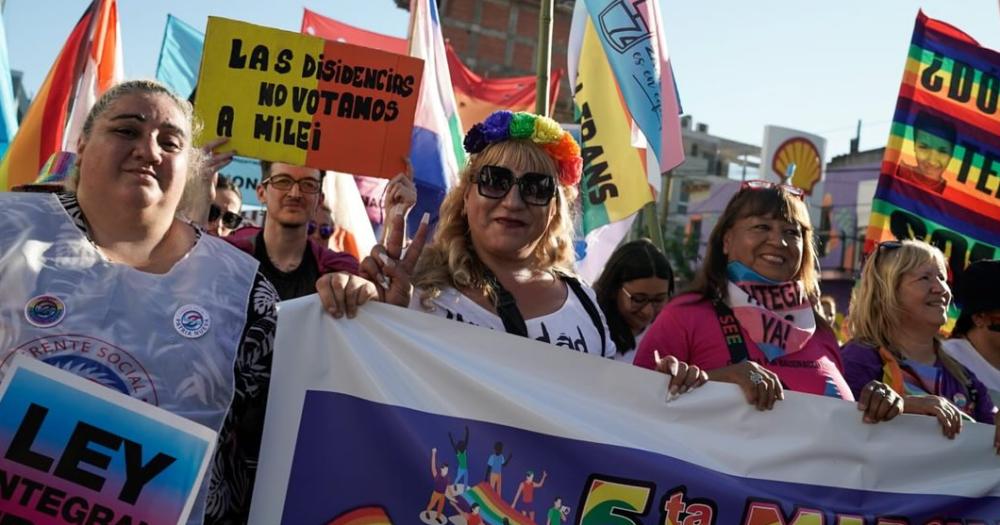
[0,0,122,190]
[865,11,1000,320]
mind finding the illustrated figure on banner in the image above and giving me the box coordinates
[449,425,471,490]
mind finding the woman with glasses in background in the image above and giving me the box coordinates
[634,181,899,416]
[843,240,997,448]
[594,239,674,363]
[318,111,706,392]
[206,174,243,237]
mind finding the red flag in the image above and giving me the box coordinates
[446,43,562,131]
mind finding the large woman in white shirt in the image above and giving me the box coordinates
[0,80,280,523]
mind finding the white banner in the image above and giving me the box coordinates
[250,297,1000,524]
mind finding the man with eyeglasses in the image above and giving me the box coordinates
[226,161,360,301]
[206,175,244,237]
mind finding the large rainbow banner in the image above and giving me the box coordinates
[249,299,1000,524]
[194,18,423,179]
[866,11,1000,291]
[0,356,215,524]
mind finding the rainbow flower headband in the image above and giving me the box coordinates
[463,110,583,187]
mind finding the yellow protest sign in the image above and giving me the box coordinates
[195,17,423,178]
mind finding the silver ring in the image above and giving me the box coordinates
[870,384,889,398]
[749,371,765,385]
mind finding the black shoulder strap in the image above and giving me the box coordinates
[482,269,529,338]
[711,298,750,365]
[560,273,607,356]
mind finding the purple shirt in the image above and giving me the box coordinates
[433,472,450,493]
[840,341,996,424]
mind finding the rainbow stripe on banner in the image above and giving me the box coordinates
[325,506,394,525]
[865,11,1000,324]
[459,482,533,525]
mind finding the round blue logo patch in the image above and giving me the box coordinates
[173,304,211,339]
[952,392,968,408]
[24,295,66,328]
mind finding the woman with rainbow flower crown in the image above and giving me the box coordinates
[318,111,707,390]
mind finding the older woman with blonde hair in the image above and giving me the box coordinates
[634,181,897,418]
[843,240,997,447]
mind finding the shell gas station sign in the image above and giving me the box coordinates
[760,125,827,195]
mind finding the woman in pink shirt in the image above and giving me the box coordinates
[635,181,900,422]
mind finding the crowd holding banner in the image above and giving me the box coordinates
[0,1,999,524]
[252,299,1000,523]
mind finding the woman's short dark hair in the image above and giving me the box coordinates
[593,239,674,354]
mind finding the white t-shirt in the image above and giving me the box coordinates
[411,284,616,358]
[942,338,1000,407]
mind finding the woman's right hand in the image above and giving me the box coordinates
[358,208,430,307]
[708,361,783,411]
[904,394,964,439]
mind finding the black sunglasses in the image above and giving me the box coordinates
[308,221,334,240]
[209,204,244,230]
[476,165,556,207]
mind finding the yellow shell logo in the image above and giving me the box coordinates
[772,138,822,195]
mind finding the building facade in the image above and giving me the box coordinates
[396,0,576,122]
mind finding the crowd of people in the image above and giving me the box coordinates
[1,79,998,523]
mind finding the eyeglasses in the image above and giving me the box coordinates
[740,179,805,199]
[621,287,670,311]
[263,175,322,194]
[476,165,556,207]
[308,221,334,240]
[208,204,244,230]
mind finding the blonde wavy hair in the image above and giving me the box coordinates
[412,139,577,304]
[848,239,968,382]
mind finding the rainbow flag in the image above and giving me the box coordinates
[865,11,1000,323]
[0,0,122,190]
[460,482,533,525]
[325,506,394,525]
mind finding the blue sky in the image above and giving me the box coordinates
[5,1,1000,157]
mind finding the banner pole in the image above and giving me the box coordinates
[535,0,553,115]
[643,201,664,252]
